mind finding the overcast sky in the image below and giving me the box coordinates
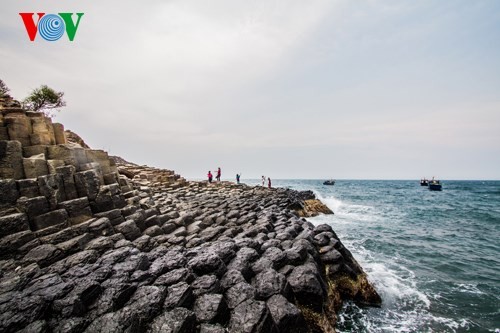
[1,0,499,179]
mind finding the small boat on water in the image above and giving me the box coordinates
[428,179,442,191]
[420,178,429,186]
[323,180,335,186]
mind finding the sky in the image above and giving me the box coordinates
[1,0,500,179]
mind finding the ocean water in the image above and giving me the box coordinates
[247,179,500,333]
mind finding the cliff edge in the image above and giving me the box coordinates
[0,93,380,333]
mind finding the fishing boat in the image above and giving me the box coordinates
[428,179,442,191]
[420,178,429,186]
[323,179,335,186]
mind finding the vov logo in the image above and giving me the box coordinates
[19,13,84,42]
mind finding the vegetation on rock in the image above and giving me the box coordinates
[23,84,66,118]
[0,79,10,97]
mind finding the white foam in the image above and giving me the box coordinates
[309,192,468,332]
[455,283,485,295]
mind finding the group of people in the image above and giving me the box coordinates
[206,168,271,188]
[262,175,271,188]
[207,167,221,183]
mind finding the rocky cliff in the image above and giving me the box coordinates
[0,93,380,333]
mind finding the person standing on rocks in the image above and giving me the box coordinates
[262,175,266,186]
[236,173,241,184]
[207,171,213,183]
[268,177,272,188]
[215,167,221,182]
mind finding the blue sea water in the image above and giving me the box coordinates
[247,179,500,333]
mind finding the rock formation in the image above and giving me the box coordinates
[0,93,380,333]
[64,130,90,149]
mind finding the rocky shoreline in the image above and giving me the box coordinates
[0,94,380,332]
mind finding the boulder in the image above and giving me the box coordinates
[0,213,30,237]
[23,155,49,179]
[266,294,307,333]
[193,293,229,324]
[0,179,19,205]
[150,307,196,333]
[17,196,50,220]
[16,179,40,197]
[31,209,68,231]
[37,174,66,209]
[287,265,325,311]
[224,281,255,309]
[228,299,276,333]
[191,274,221,296]
[0,140,24,179]
[253,269,289,300]
[114,220,141,241]
[56,165,78,200]
[58,197,93,225]
[74,169,101,200]
[163,282,194,309]
[188,251,226,277]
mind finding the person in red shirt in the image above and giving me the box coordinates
[215,167,221,182]
[268,177,272,188]
[207,171,213,183]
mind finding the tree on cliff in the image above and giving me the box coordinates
[23,85,66,118]
[0,79,9,97]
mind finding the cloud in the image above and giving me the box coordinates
[1,0,499,179]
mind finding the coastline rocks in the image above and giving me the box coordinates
[0,112,381,333]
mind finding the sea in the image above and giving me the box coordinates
[244,179,500,333]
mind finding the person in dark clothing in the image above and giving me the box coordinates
[215,167,221,182]
[268,177,271,188]
[236,173,241,184]
[207,171,213,183]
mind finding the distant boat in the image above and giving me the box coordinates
[428,180,442,191]
[420,179,429,186]
[323,180,335,186]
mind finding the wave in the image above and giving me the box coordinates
[308,192,474,332]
